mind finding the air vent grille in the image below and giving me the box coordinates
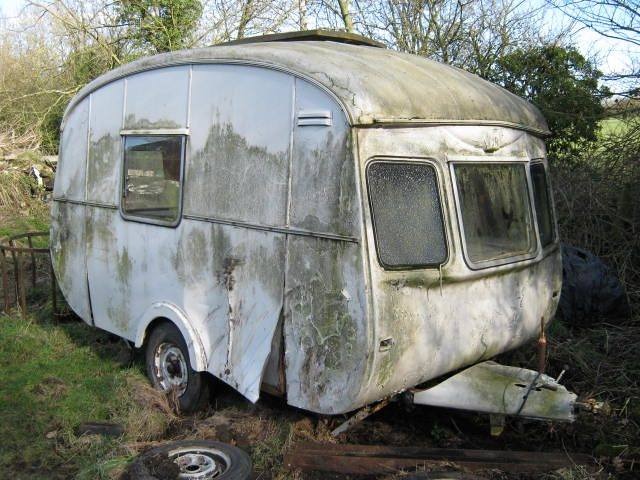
[297,110,332,127]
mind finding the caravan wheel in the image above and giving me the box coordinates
[145,322,210,413]
[125,440,251,480]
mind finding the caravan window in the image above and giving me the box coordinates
[453,163,536,266]
[530,163,556,247]
[367,161,447,269]
[121,135,185,225]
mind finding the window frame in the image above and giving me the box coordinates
[365,157,449,271]
[119,133,187,228]
[450,159,539,270]
[529,159,558,250]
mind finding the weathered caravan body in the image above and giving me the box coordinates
[52,31,573,419]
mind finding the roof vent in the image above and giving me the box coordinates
[218,29,385,49]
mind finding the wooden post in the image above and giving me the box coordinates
[27,235,37,288]
[9,240,19,306]
[1,249,9,313]
[15,252,27,318]
[50,257,58,321]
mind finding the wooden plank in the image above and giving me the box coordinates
[294,442,590,463]
[284,443,593,475]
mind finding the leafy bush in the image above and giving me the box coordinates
[552,117,640,306]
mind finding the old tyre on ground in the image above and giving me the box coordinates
[124,440,252,480]
[145,322,210,413]
[559,244,630,326]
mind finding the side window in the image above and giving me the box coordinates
[453,162,536,265]
[530,162,556,247]
[367,161,447,269]
[121,135,185,225]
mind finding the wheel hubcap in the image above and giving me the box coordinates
[154,343,188,396]
[169,447,230,479]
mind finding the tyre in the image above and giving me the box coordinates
[145,322,210,413]
[124,440,252,480]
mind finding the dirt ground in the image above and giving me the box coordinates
[113,359,630,480]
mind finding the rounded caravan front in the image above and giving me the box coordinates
[52,31,574,421]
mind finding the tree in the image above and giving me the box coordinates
[339,0,568,78]
[196,0,298,43]
[549,0,639,47]
[118,0,203,52]
[549,0,640,95]
[492,44,609,158]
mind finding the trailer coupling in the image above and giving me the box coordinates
[409,361,577,423]
[331,361,606,437]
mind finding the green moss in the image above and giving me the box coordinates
[376,348,395,388]
[116,248,132,284]
[87,134,118,201]
[86,209,115,250]
[123,114,180,130]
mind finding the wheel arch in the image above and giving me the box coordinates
[133,302,208,372]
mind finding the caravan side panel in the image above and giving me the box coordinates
[51,98,92,322]
[183,64,293,400]
[83,63,293,403]
[284,79,370,414]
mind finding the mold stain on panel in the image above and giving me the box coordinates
[367,253,561,402]
[291,131,357,236]
[50,202,91,322]
[285,238,368,414]
[123,114,181,130]
[87,134,120,203]
[185,122,288,226]
[172,219,286,401]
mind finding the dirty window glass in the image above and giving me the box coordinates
[530,163,555,247]
[122,136,184,224]
[367,162,447,268]
[454,163,535,264]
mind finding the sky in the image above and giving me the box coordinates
[1,0,638,84]
[0,0,21,19]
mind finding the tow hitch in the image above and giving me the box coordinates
[409,361,578,432]
[331,361,607,437]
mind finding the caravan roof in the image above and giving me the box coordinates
[65,32,549,135]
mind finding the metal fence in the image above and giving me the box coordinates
[0,231,62,318]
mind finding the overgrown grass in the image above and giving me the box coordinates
[501,316,640,464]
[0,210,50,239]
[0,311,146,478]
[0,178,49,240]
[599,117,629,138]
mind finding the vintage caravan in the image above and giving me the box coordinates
[51,30,577,423]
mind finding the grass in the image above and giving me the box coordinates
[0,200,175,479]
[0,306,305,479]
[599,117,629,138]
[0,211,49,239]
[0,311,151,479]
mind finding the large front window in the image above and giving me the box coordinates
[453,162,536,266]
